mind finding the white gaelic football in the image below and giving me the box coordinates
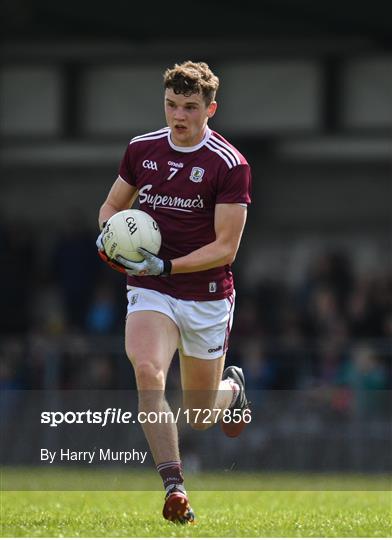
[102,209,161,262]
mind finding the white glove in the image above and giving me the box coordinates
[116,248,172,276]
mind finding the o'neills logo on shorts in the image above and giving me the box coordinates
[139,184,204,212]
[130,294,138,306]
[208,345,222,353]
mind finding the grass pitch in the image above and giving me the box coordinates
[1,471,391,537]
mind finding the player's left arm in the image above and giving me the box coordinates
[170,203,247,274]
[115,203,247,276]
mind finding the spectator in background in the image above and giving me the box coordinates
[305,285,343,339]
[298,251,353,330]
[337,344,388,417]
[30,278,67,335]
[347,276,374,337]
[86,283,119,334]
[314,251,353,311]
[239,337,276,395]
[347,275,385,338]
[318,323,350,385]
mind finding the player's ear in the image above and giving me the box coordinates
[207,101,217,118]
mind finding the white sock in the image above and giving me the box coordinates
[166,483,186,495]
[227,378,240,408]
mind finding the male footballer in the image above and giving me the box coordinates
[96,61,252,523]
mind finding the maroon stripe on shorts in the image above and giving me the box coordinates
[223,293,235,353]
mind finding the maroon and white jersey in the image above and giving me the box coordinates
[118,126,252,301]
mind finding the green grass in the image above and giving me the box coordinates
[1,472,391,537]
[2,467,391,491]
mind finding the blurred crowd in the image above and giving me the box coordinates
[0,217,391,417]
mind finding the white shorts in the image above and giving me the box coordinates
[126,287,235,360]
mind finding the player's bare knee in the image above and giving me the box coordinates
[125,345,136,367]
[134,361,165,389]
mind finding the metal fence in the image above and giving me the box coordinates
[1,334,390,474]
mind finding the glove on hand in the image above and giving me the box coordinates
[96,230,126,274]
[116,248,172,276]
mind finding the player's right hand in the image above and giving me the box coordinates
[96,231,126,274]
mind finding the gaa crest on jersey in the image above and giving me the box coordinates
[189,167,205,183]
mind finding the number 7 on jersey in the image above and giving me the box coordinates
[167,167,179,181]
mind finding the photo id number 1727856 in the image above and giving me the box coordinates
[182,408,252,424]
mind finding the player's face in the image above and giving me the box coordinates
[164,89,217,147]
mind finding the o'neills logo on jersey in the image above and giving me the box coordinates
[168,160,184,168]
[139,184,204,212]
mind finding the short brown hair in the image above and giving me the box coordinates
[163,61,219,106]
